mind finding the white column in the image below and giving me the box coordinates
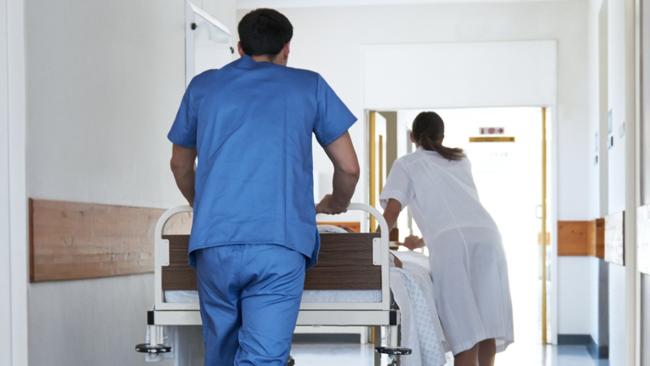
[625,0,641,364]
[0,0,12,360]
[1,0,28,365]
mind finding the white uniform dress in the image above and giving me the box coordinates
[380,149,514,355]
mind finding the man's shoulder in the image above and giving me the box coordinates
[183,69,221,97]
[279,66,321,83]
[190,69,221,87]
[284,65,318,76]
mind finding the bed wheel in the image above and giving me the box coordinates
[135,343,172,354]
[375,347,412,366]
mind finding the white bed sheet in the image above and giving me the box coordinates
[391,250,448,366]
[164,290,382,304]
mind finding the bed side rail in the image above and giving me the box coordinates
[153,203,391,311]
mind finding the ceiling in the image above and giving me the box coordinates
[237,0,574,9]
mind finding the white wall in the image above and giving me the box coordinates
[605,0,630,364]
[25,1,236,365]
[585,0,606,347]
[607,0,627,215]
[557,258,595,335]
[1,0,29,365]
[240,0,594,337]
[587,0,643,362]
[361,41,557,109]
[26,1,185,207]
[198,0,238,34]
[609,264,627,364]
[643,0,650,207]
[640,274,650,366]
[28,276,159,366]
[1,0,12,361]
[643,0,650,361]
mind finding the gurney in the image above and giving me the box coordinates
[136,203,410,365]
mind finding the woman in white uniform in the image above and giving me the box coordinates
[380,111,514,366]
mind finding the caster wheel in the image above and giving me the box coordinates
[287,355,295,366]
[135,343,172,354]
[375,346,412,356]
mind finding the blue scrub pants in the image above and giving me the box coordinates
[195,244,306,366]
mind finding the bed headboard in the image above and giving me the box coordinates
[161,233,382,292]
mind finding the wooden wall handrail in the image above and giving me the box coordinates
[557,219,605,259]
[29,199,192,282]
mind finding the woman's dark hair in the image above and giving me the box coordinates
[412,111,465,161]
[238,9,293,56]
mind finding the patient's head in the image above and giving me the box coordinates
[238,8,293,65]
[411,111,465,161]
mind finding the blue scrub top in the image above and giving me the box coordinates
[168,55,357,267]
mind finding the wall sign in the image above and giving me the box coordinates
[479,127,505,135]
[605,211,625,266]
[638,205,650,274]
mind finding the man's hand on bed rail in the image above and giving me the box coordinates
[316,194,348,215]
[319,132,360,215]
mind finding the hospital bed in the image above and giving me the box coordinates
[137,203,410,366]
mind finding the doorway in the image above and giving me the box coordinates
[367,107,553,358]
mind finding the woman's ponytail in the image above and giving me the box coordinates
[412,112,465,161]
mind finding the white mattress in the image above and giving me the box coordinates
[164,290,382,304]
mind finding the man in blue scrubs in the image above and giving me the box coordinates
[168,8,360,366]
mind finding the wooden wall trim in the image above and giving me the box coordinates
[558,219,605,259]
[594,218,605,259]
[29,199,176,282]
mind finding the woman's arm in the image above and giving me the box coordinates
[382,198,402,231]
[383,198,425,251]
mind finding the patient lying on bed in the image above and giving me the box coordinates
[390,250,448,366]
[319,224,448,366]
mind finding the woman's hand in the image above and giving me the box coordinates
[403,235,424,250]
[391,253,403,268]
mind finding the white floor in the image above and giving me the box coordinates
[290,342,609,366]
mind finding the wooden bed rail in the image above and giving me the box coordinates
[162,233,382,291]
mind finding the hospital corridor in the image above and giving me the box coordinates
[2,0,650,366]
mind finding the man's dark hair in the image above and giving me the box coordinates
[238,9,293,56]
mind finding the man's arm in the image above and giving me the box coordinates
[316,132,360,214]
[170,144,197,206]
